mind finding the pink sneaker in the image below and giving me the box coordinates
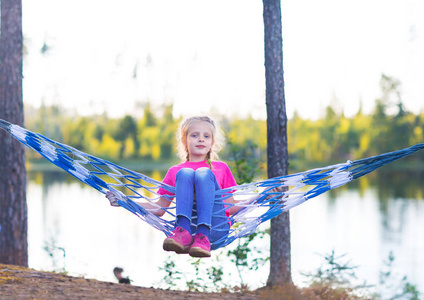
[189,233,211,258]
[163,227,193,254]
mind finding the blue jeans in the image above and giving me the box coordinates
[175,167,229,245]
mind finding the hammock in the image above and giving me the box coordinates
[1,118,423,250]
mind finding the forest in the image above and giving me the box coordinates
[24,75,424,176]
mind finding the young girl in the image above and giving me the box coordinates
[106,116,244,258]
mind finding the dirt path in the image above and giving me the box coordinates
[0,264,264,299]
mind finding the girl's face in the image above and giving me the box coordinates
[185,121,214,162]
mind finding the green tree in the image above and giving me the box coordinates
[320,106,340,161]
[158,104,177,159]
[142,102,157,127]
[371,75,406,154]
[62,117,89,151]
[114,115,139,159]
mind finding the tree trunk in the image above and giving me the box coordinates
[0,0,27,266]
[263,0,291,286]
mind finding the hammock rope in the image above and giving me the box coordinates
[1,118,423,250]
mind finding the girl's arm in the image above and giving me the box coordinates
[106,191,172,217]
[135,196,172,217]
[223,187,282,215]
[224,195,256,215]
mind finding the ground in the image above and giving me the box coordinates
[1,264,364,299]
[0,264,265,299]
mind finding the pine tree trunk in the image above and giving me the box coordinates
[0,0,28,266]
[263,0,291,286]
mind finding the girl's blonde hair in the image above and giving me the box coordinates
[176,116,225,162]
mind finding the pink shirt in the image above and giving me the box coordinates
[158,160,237,196]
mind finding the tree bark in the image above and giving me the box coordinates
[0,0,28,266]
[263,0,291,286]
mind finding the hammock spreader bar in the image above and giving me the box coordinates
[1,118,423,250]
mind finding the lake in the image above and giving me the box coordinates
[26,167,424,295]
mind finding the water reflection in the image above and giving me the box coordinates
[27,168,424,292]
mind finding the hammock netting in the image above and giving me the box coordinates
[1,118,423,250]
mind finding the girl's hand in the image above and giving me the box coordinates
[265,187,285,201]
[106,191,120,207]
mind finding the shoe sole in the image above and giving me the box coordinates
[163,238,190,254]
[189,246,211,258]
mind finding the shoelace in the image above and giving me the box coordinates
[195,234,209,245]
[171,227,184,236]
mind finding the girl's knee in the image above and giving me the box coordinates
[176,168,195,182]
[194,167,213,182]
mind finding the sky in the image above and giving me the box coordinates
[21,0,424,120]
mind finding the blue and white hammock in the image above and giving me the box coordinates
[1,118,423,250]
